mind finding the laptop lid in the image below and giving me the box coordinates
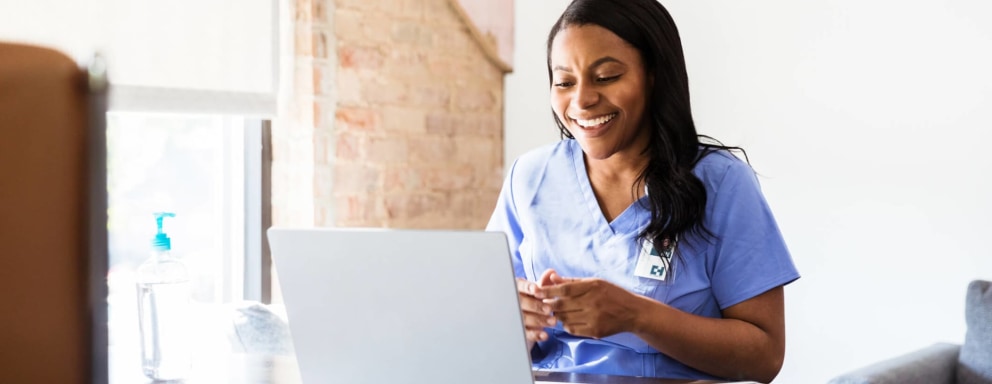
[268,228,535,384]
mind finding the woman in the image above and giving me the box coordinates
[486,0,800,382]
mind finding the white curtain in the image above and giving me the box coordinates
[0,0,278,116]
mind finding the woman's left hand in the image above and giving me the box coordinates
[539,270,645,339]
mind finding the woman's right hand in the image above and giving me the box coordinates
[516,269,558,350]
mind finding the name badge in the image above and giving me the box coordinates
[633,237,675,282]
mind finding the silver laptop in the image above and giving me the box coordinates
[267,228,538,384]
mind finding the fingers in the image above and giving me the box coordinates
[515,277,546,299]
[525,328,550,343]
[542,279,590,298]
[538,269,557,287]
[516,277,556,343]
[520,296,555,343]
[549,270,568,285]
[522,310,557,328]
[518,290,551,316]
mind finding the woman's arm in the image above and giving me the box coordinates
[631,286,785,383]
[539,274,786,383]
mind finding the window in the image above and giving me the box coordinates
[105,112,267,349]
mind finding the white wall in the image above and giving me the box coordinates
[506,1,992,383]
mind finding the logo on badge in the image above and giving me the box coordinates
[634,236,676,282]
[650,265,666,277]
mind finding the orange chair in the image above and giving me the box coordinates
[0,42,109,384]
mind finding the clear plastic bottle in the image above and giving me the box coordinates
[136,212,191,380]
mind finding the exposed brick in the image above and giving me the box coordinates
[312,63,334,96]
[452,191,500,229]
[383,165,475,192]
[315,202,333,227]
[426,113,501,137]
[335,9,392,45]
[295,0,313,22]
[423,0,462,26]
[391,21,434,46]
[339,45,384,70]
[311,100,323,130]
[312,30,330,59]
[363,80,410,106]
[424,165,474,191]
[433,26,476,54]
[399,0,424,20]
[427,56,471,79]
[478,164,505,190]
[312,0,330,25]
[425,112,457,136]
[408,137,454,164]
[384,193,447,220]
[335,131,365,161]
[335,0,377,12]
[294,62,314,94]
[472,113,501,137]
[335,107,380,132]
[274,0,508,234]
[454,89,497,111]
[379,0,407,16]
[336,68,363,106]
[313,128,334,165]
[383,166,424,192]
[295,25,314,57]
[454,136,499,166]
[384,49,430,81]
[333,9,364,41]
[410,85,450,108]
[315,165,335,201]
[367,136,409,163]
[381,107,427,134]
[334,194,385,224]
[334,163,382,193]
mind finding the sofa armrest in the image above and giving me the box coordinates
[828,343,960,384]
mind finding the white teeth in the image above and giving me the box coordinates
[574,113,617,127]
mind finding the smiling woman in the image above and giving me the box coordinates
[486,0,800,382]
[550,25,650,166]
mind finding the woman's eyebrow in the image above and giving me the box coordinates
[551,56,623,73]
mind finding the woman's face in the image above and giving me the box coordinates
[550,24,651,162]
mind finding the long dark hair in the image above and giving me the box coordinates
[547,0,745,251]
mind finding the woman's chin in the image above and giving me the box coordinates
[577,142,616,161]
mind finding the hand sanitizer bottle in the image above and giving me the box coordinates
[136,212,191,380]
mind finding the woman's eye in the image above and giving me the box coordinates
[596,75,620,83]
[553,81,574,88]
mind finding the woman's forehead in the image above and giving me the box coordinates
[550,24,640,68]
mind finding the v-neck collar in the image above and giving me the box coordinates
[567,140,648,241]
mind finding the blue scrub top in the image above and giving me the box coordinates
[486,139,800,380]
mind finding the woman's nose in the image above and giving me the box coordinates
[572,81,599,109]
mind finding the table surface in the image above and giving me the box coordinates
[110,348,727,384]
[108,303,734,384]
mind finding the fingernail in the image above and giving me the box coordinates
[541,305,551,314]
[547,317,556,325]
[539,332,548,341]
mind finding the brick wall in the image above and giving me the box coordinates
[273,0,509,230]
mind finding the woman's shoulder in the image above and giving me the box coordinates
[508,139,574,176]
[692,148,755,188]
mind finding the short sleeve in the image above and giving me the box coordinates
[486,159,527,279]
[704,158,800,310]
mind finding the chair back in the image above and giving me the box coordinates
[0,42,108,384]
